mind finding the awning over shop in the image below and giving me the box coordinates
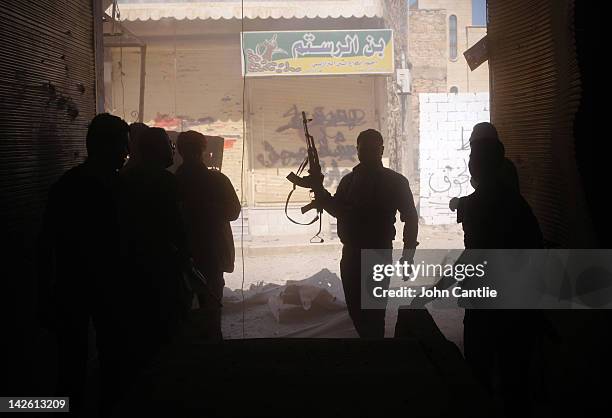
[112,1,383,21]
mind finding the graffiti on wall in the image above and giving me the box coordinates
[149,113,216,131]
[419,92,490,225]
[276,105,366,132]
[426,158,471,206]
[256,104,363,188]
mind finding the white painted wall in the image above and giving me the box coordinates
[419,92,490,225]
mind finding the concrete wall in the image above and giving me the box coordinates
[419,92,490,225]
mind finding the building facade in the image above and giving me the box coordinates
[409,0,491,225]
[411,0,489,93]
[106,0,410,236]
[106,0,489,232]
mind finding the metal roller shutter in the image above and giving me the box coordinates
[0,0,97,244]
[487,0,583,246]
[248,75,378,205]
[1,0,98,391]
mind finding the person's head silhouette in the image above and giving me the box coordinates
[469,137,504,185]
[139,127,174,169]
[470,122,500,144]
[86,113,129,171]
[356,129,384,166]
[177,130,207,164]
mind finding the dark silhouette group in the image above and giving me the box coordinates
[38,114,240,416]
[38,113,544,417]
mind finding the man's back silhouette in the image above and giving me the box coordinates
[38,113,129,416]
[117,127,188,362]
[175,131,240,340]
[314,129,418,338]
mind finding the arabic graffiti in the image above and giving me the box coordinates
[321,159,352,188]
[256,131,357,167]
[150,113,216,131]
[426,159,471,206]
[256,105,361,176]
[256,141,306,168]
[276,105,366,133]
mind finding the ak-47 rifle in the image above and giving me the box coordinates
[285,111,325,243]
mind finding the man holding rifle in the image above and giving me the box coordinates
[312,129,419,338]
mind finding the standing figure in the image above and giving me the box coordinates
[117,127,189,363]
[175,131,240,340]
[38,113,129,416]
[460,136,544,417]
[314,129,419,338]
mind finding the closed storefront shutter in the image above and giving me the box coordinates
[248,75,378,205]
[1,0,98,389]
[112,39,246,199]
[0,0,97,242]
[0,0,96,298]
[487,0,584,246]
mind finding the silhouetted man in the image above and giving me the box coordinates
[450,122,520,214]
[460,137,543,416]
[38,113,129,416]
[314,129,418,338]
[117,127,188,363]
[175,131,240,340]
[470,122,520,192]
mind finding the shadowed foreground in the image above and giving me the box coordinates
[113,338,493,417]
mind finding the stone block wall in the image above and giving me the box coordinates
[418,92,490,225]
